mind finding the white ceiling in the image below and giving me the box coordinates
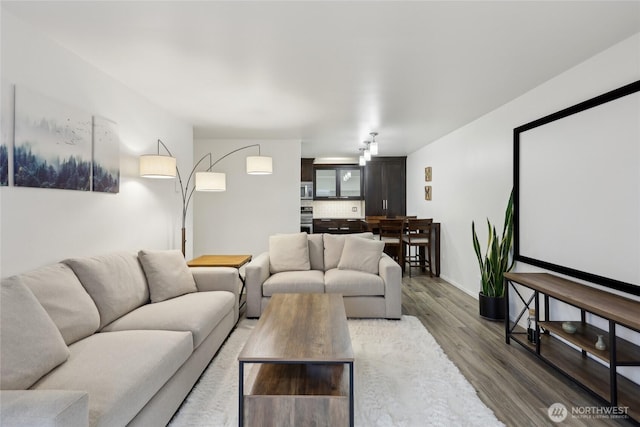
[3,1,640,158]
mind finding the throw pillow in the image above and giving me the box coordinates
[1,276,70,390]
[64,252,150,329]
[324,232,375,271]
[19,263,100,345]
[138,249,198,303]
[338,236,385,275]
[307,233,324,271]
[269,233,311,273]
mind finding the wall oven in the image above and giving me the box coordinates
[300,206,313,233]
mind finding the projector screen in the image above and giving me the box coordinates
[514,80,640,296]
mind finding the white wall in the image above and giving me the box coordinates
[407,32,640,298]
[407,33,640,383]
[0,11,193,276]
[193,139,300,258]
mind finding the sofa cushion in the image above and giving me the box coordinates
[323,232,375,271]
[269,232,310,273]
[263,270,325,296]
[138,249,197,303]
[338,236,385,274]
[102,291,235,349]
[324,269,385,296]
[64,252,150,329]
[0,390,89,427]
[18,263,100,345]
[32,330,192,427]
[0,276,70,390]
[307,233,324,271]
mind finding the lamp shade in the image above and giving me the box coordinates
[246,156,272,175]
[359,155,366,166]
[369,141,379,156]
[195,172,226,191]
[364,148,371,161]
[139,154,177,178]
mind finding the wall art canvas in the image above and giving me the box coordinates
[424,166,432,182]
[424,185,432,201]
[13,86,91,191]
[92,116,120,193]
[0,81,12,186]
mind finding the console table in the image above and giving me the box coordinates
[504,272,640,422]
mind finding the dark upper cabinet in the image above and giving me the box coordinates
[364,157,406,217]
[313,165,363,200]
[301,158,314,182]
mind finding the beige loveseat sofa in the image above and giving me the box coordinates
[0,250,240,427]
[245,232,402,319]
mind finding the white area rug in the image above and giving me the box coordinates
[169,316,504,427]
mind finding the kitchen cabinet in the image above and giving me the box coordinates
[301,158,314,182]
[313,218,364,234]
[313,165,362,200]
[364,157,406,217]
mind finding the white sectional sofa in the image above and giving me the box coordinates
[245,232,402,319]
[0,250,240,427]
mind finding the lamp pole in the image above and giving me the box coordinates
[154,140,264,256]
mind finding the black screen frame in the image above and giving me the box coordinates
[513,79,640,296]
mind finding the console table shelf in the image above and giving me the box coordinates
[504,273,640,422]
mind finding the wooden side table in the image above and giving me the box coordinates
[187,254,252,269]
[187,255,252,309]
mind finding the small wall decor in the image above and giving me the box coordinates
[424,166,432,182]
[92,116,120,193]
[424,185,432,201]
[13,86,92,191]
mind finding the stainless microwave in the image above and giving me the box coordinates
[300,182,313,199]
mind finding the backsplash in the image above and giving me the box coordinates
[312,200,365,218]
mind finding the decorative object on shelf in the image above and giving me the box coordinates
[527,309,538,343]
[139,139,272,255]
[595,335,607,351]
[425,166,432,182]
[561,321,577,334]
[472,189,514,320]
[424,185,432,201]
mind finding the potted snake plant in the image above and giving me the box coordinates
[472,190,514,320]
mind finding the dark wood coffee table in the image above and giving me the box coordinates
[238,293,354,427]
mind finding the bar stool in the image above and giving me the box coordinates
[402,218,433,277]
[379,219,405,267]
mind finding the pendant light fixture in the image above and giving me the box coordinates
[369,132,379,155]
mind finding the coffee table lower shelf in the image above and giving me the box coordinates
[241,362,353,427]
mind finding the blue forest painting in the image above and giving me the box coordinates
[92,116,120,193]
[0,144,7,186]
[1,81,10,186]
[13,87,91,191]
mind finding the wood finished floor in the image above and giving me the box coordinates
[401,273,636,427]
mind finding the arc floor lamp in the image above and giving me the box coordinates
[139,139,273,255]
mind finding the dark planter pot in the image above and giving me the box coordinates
[479,292,505,321]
